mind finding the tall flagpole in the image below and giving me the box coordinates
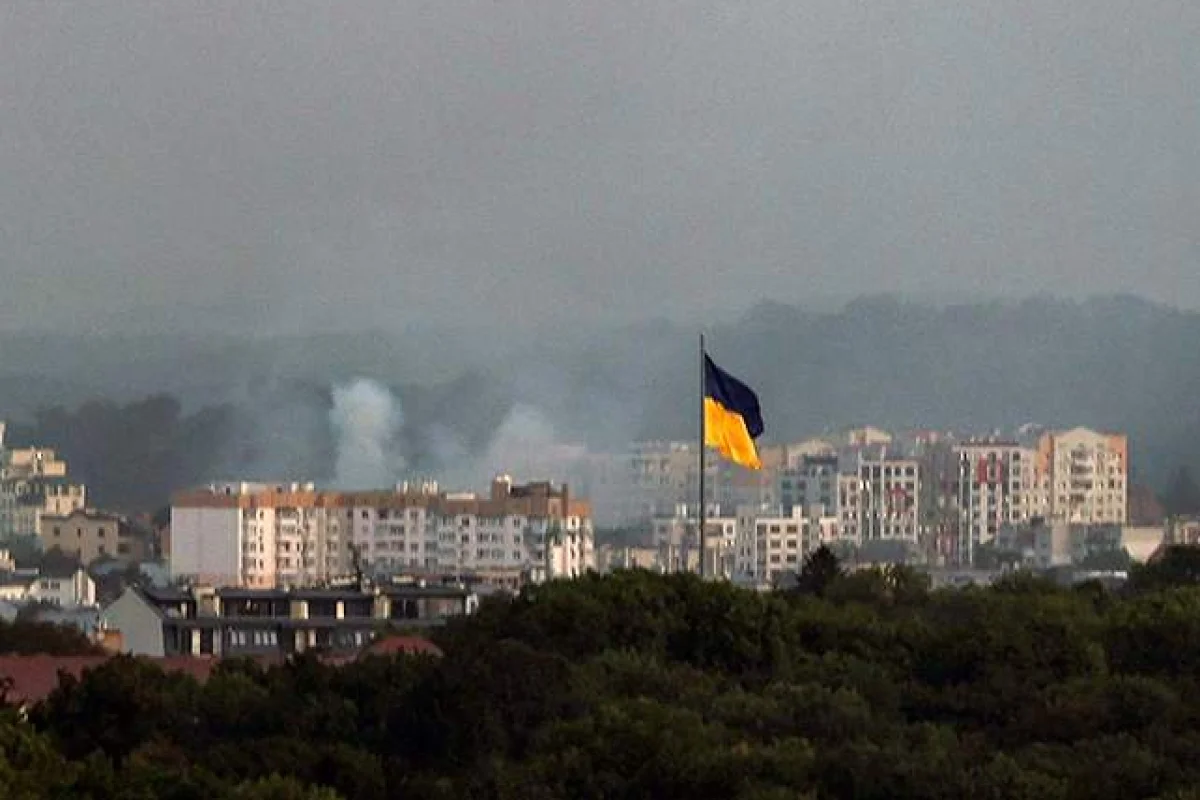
[698,332,706,579]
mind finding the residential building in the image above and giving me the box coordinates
[0,439,86,538]
[651,510,738,576]
[858,457,921,542]
[170,476,595,589]
[37,508,149,565]
[954,440,1047,565]
[778,453,840,515]
[100,581,475,659]
[1038,427,1128,524]
[733,506,839,584]
[0,565,96,608]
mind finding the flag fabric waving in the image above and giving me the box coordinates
[703,354,764,470]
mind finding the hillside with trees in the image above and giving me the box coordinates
[8,550,1200,797]
[5,295,1199,512]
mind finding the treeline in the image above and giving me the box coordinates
[8,549,1200,797]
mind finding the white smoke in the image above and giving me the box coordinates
[431,403,589,491]
[329,378,404,488]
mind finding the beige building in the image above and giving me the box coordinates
[38,509,148,565]
[170,476,596,589]
[2,447,68,480]
[734,506,840,584]
[1038,427,1128,525]
[0,439,86,538]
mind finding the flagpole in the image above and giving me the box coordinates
[698,332,706,579]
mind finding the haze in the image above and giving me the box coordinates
[1,0,1196,334]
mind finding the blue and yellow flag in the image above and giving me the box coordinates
[704,354,764,470]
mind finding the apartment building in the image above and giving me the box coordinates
[778,453,839,514]
[170,476,595,589]
[733,506,840,584]
[651,510,738,576]
[0,435,86,538]
[100,581,473,659]
[37,508,148,565]
[1038,428,1128,525]
[589,440,783,526]
[954,440,1047,564]
[858,457,921,542]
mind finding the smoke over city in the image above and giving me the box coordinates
[6,295,1200,513]
[329,378,405,489]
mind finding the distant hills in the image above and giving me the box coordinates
[2,294,1196,510]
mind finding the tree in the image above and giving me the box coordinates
[1079,548,1133,572]
[791,546,843,598]
[1130,546,1200,592]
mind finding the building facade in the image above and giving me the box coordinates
[0,438,86,539]
[954,440,1047,564]
[170,477,595,589]
[100,581,474,659]
[1038,428,1128,525]
[37,509,148,565]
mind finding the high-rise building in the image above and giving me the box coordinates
[954,440,1047,564]
[857,457,921,543]
[170,476,595,589]
[1038,427,1128,525]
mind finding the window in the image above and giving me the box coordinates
[98,527,106,537]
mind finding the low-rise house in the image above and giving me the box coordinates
[0,565,95,608]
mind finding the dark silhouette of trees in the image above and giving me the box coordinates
[14,566,1200,796]
[791,545,843,597]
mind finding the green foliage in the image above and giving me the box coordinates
[0,618,104,656]
[14,569,1200,797]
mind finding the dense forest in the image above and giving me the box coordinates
[8,549,1200,797]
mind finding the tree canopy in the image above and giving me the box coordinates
[7,557,1200,797]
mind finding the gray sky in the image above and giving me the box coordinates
[2,0,1197,333]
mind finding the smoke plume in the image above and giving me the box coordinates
[330,378,404,488]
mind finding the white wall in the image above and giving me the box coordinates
[100,589,165,657]
[32,570,96,607]
[170,506,242,585]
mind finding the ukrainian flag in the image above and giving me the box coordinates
[704,354,764,470]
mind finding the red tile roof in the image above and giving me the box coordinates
[359,635,443,659]
[0,654,257,707]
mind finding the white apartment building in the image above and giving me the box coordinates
[954,440,1047,564]
[858,458,921,542]
[651,509,737,576]
[733,506,840,584]
[171,476,595,589]
[1038,427,1128,525]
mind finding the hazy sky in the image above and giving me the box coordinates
[1,0,1197,332]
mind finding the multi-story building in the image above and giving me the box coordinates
[0,441,87,539]
[170,476,595,589]
[589,440,783,527]
[100,581,474,659]
[37,508,151,565]
[857,457,921,542]
[954,440,1047,565]
[733,506,840,585]
[1038,428,1128,525]
[651,510,737,576]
